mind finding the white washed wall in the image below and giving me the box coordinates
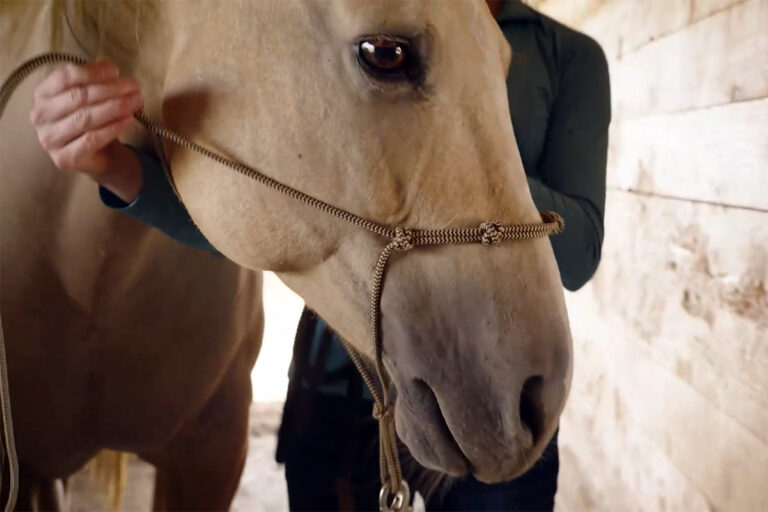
[528,0,768,510]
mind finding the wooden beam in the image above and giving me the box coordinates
[563,294,768,510]
[578,191,768,443]
[608,98,768,210]
[533,0,748,59]
[558,320,714,511]
[610,0,768,116]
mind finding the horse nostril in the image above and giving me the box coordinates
[519,375,545,444]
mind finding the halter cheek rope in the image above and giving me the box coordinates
[0,53,564,512]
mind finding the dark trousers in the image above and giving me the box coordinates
[277,390,559,512]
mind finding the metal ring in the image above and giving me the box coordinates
[379,480,411,512]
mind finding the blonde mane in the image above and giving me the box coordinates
[1,1,156,66]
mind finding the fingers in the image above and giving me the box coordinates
[36,92,141,150]
[29,60,142,177]
[49,116,134,171]
[29,59,144,175]
[30,77,140,124]
[33,60,119,100]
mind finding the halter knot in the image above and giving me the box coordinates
[542,211,566,234]
[392,228,415,252]
[373,402,394,421]
[479,221,503,245]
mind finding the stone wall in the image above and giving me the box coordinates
[527,0,768,510]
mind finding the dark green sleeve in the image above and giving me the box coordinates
[529,33,610,291]
[99,145,218,254]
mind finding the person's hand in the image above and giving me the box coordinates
[30,59,144,201]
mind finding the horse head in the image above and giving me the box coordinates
[72,0,572,482]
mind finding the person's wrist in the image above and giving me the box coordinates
[93,142,143,203]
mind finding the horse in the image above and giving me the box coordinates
[1,2,264,509]
[2,0,573,508]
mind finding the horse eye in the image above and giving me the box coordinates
[357,35,416,81]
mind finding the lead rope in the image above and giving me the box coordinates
[0,318,18,512]
[1,52,564,512]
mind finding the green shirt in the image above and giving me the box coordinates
[499,1,610,290]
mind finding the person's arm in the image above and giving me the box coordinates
[99,146,217,254]
[29,59,217,254]
[530,33,610,291]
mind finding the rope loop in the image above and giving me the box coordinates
[541,211,566,234]
[391,227,415,252]
[379,480,412,512]
[479,220,503,245]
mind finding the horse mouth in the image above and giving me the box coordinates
[395,378,472,477]
[394,374,545,483]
